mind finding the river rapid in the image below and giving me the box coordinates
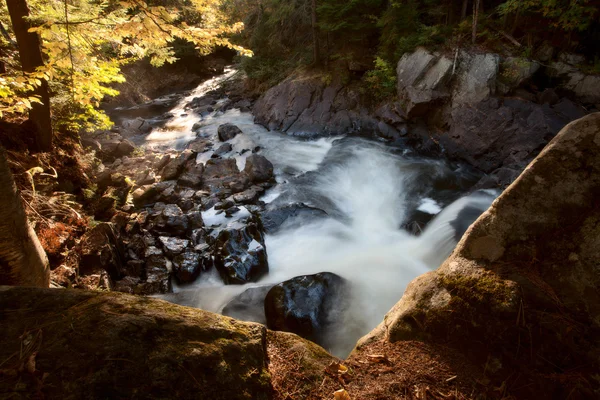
[119,68,497,357]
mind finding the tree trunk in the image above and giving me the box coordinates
[311,0,320,66]
[472,0,480,44]
[461,0,468,20]
[0,147,49,287]
[6,0,53,152]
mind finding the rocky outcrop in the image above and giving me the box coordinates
[253,76,387,138]
[358,113,600,399]
[0,287,273,400]
[443,97,586,173]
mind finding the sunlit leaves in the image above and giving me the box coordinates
[1,0,247,130]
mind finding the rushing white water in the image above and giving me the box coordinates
[135,70,497,357]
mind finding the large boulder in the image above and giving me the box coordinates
[452,52,500,107]
[202,158,249,196]
[0,287,272,399]
[264,272,348,346]
[213,214,268,284]
[261,203,328,233]
[548,61,600,104]
[396,48,453,116]
[359,113,600,399]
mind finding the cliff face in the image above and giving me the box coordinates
[357,113,600,398]
[253,48,597,188]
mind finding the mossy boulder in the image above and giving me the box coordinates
[358,113,600,398]
[0,287,273,400]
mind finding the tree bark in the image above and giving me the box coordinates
[472,0,480,44]
[461,0,468,20]
[0,147,49,287]
[311,0,320,66]
[6,0,53,152]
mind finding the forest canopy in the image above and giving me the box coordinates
[0,0,247,134]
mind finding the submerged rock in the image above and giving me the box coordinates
[261,203,328,233]
[222,285,273,324]
[264,272,348,345]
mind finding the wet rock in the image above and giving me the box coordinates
[161,151,195,181]
[178,159,204,189]
[203,158,249,195]
[186,138,211,153]
[243,155,274,183]
[264,272,348,344]
[214,143,233,156]
[261,203,328,233]
[154,204,189,236]
[158,236,190,257]
[144,254,171,293]
[172,251,202,283]
[218,123,242,141]
[213,214,268,284]
[215,199,235,210]
[78,222,124,280]
[222,285,274,324]
[233,186,264,204]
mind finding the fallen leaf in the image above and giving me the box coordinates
[367,354,388,363]
[333,388,351,400]
[326,361,348,376]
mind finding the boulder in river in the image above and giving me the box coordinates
[264,272,348,345]
[217,123,242,141]
[243,154,274,183]
[213,214,268,284]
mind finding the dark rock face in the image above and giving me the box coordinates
[213,214,268,284]
[261,203,328,233]
[218,123,242,141]
[264,272,348,344]
[443,97,586,173]
[253,77,381,138]
[243,154,274,183]
[222,285,274,324]
[0,287,272,400]
[214,143,233,156]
